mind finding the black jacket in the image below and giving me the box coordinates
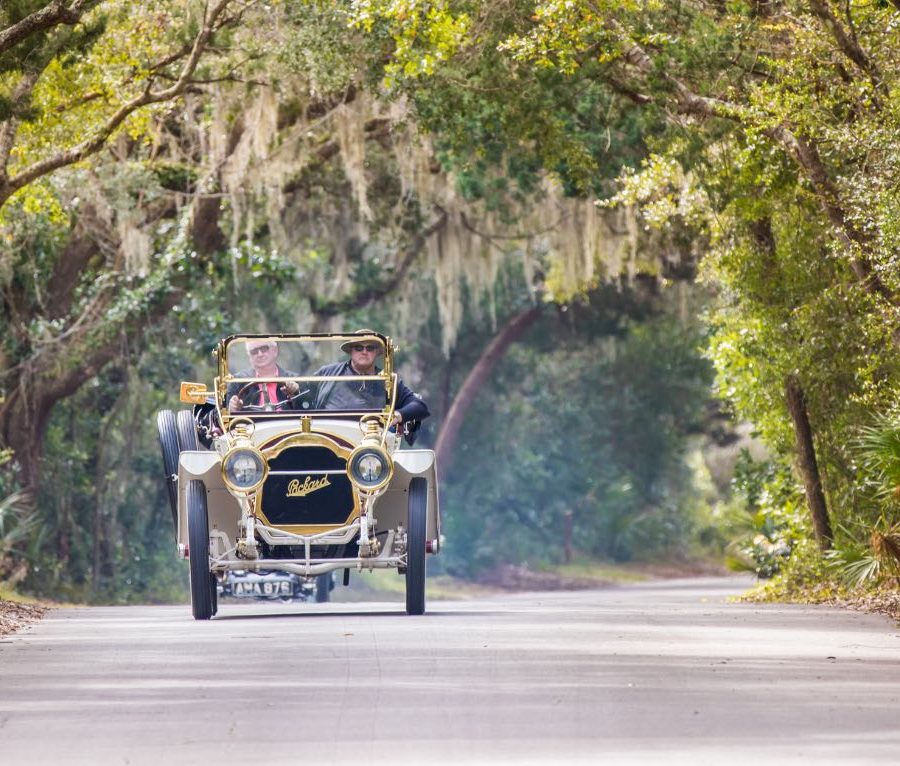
[312,361,429,424]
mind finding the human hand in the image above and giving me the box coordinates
[283,380,300,396]
[228,395,241,413]
[391,411,402,427]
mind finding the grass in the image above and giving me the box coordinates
[0,584,44,605]
[551,560,650,583]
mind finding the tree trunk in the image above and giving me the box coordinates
[0,284,181,496]
[785,375,833,549]
[434,305,542,479]
[0,385,53,498]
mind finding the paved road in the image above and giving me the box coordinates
[0,577,898,765]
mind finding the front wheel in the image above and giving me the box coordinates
[187,480,214,620]
[405,478,427,615]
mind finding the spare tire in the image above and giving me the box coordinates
[176,409,199,451]
[156,410,179,535]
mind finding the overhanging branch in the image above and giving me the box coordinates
[0,0,99,56]
[0,0,242,207]
[615,34,895,303]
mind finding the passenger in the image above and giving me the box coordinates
[313,329,429,435]
[226,339,301,413]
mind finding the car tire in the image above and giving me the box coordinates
[405,478,427,616]
[176,409,199,451]
[315,572,332,603]
[187,480,214,620]
[156,410,179,535]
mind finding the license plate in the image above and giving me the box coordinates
[233,580,293,597]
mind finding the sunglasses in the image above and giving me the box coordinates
[351,344,379,353]
[248,344,273,356]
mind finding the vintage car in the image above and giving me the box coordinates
[156,331,440,620]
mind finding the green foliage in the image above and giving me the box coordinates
[856,413,900,501]
[744,537,844,604]
[25,358,190,603]
[722,451,804,578]
[0,489,35,586]
[819,416,900,589]
[1,199,295,601]
[11,0,900,601]
[825,543,883,589]
[440,292,715,575]
[348,0,900,593]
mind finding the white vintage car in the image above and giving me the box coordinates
[156,332,440,619]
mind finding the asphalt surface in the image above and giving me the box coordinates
[0,577,898,765]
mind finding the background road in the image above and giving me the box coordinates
[0,577,898,765]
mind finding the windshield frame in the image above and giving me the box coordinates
[215,332,396,422]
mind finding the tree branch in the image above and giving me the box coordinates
[312,208,448,318]
[434,305,543,479]
[0,0,239,207]
[0,0,99,56]
[807,0,884,99]
[616,35,895,302]
[313,209,447,318]
[0,70,41,181]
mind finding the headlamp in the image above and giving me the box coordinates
[348,445,393,491]
[222,447,267,493]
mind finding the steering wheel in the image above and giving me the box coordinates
[232,382,309,413]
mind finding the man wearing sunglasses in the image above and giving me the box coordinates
[311,330,429,439]
[226,339,302,413]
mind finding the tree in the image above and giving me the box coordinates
[0,1,260,493]
[350,0,900,559]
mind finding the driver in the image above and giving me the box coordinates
[226,338,302,413]
[312,329,429,433]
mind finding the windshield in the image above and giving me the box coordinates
[219,335,392,417]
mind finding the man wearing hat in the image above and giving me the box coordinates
[312,330,429,435]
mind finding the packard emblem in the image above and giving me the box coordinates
[287,476,331,497]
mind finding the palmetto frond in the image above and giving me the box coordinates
[871,527,900,576]
[856,416,900,499]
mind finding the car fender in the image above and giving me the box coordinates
[177,451,240,552]
[376,449,441,546]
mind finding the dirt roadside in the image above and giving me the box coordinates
[0,599,47,637]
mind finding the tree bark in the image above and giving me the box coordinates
[434,305,542,480]
[785,375,833,549]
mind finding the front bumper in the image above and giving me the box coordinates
[209,520,404,576]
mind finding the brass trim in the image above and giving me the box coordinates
[286,476,331,497]
[228,417,255,439]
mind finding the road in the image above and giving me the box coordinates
[0,577,898,765]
